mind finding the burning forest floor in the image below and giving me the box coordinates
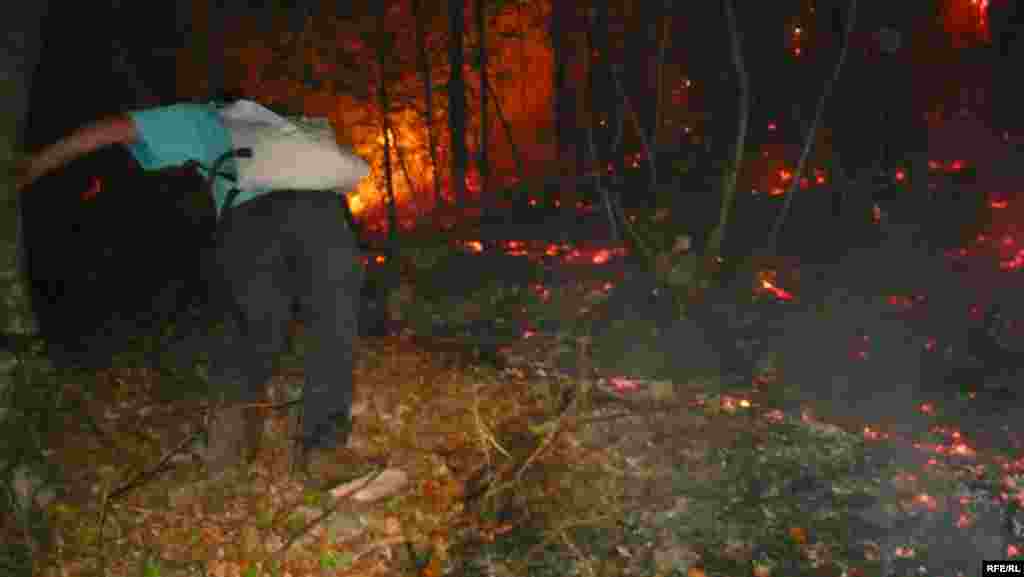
[8,195,1024,577]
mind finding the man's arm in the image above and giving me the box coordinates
[15,114,139,192]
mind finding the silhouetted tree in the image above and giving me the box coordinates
[448,0,469,207]
[376,3,399,248]
[476,0,489,197]
[412,0,444,212]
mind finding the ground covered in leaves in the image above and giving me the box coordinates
[13,316,1022,576]
[6,204,1024,576]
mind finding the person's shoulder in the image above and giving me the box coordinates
[131,101,214,119]
[167,101,220,115]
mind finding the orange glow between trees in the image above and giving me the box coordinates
[177,0,556,223]
[172,0,1001,226]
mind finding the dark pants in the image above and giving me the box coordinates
[208,189,362,451]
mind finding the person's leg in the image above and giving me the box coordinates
[211,222,292,404]
[202,190,362,482]
[203,196,294,474]
[288,191,363,453]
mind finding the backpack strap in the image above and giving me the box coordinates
[204,147,252,215]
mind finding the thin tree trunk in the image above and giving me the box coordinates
[608,66,657,190]
[476,0,489,199]
[653,2,672,161]
[412,0,443,213]
[448,0,468,208]
[519,1,527,117]
[0,2,47,547]
[706,0,750,261]
[392,138,419,215]
[552,1,582,214]
[770,0,858,245]
[583,8,619,244]
[1,0,48,344]
[206,0,228,99]
[592,2,625,184]
[484,77,524,184]
[377,13,398,249]
[551,0,565,171]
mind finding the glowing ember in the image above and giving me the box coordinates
[608,376,639,392]
[950,442,975,457]
[530,283,551,301]
[82,176,102,202]
[893,546,916,559]
[719,395,751,413]
[887,295,915,310]
[1000,248,1024,270]
[914,492,939,511]
[759,279,793,300]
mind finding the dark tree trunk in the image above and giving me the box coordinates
[592,3,625,181]
[551,1,583,214]
[377,6,399,250]
[448,0,469,207]
[412,0,443,213]
[476,0,489,199]
[1,0,48,342]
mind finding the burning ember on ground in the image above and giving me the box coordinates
[459,238,627,266]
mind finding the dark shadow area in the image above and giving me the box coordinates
[21,148,216,368]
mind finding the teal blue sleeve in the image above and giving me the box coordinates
[126,103,237,216]
[126,103,233,172]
